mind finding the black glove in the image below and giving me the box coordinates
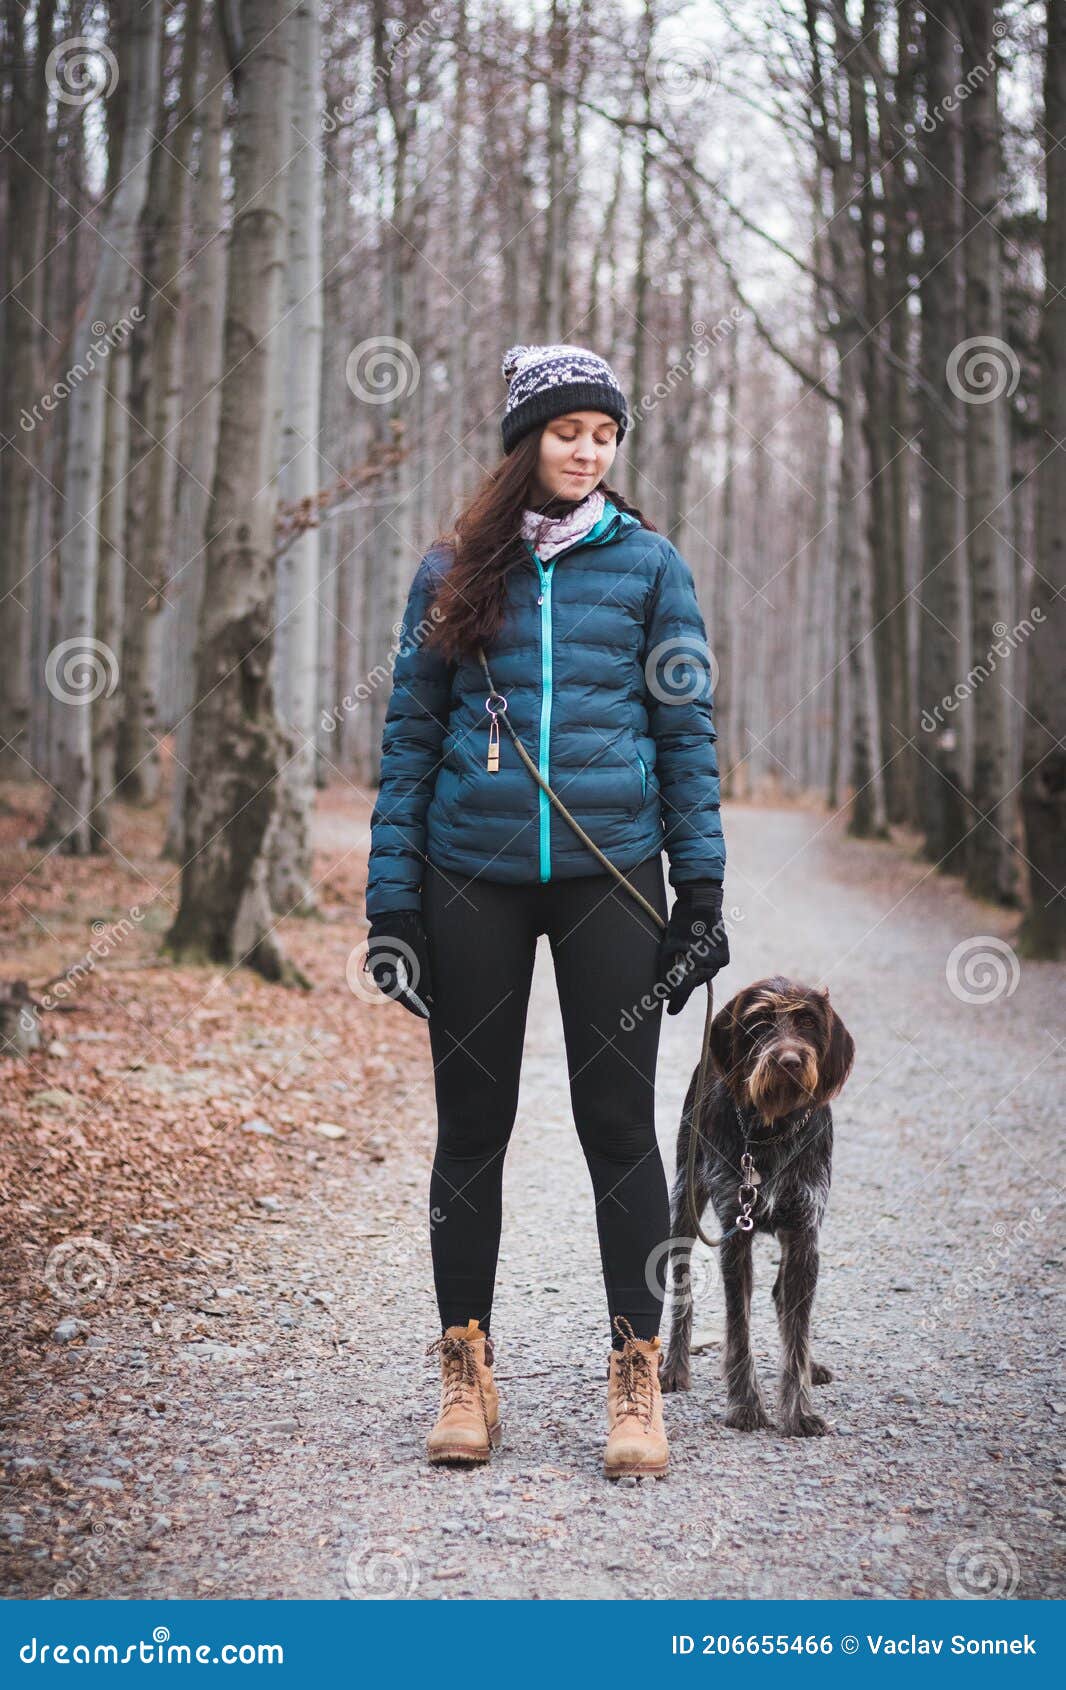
[363,909,434,1019]
[658,881,729,1015]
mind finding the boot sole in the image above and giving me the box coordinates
[604,1459,669,1480]
[427,1421,502,1465]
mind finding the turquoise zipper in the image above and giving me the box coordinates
[534,553,555,882]
[522,507,629,882]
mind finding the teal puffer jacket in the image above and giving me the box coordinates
[364,501,725,918]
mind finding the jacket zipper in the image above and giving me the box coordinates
[523,511,627,882]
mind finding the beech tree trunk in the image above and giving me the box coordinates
[1019,0,1066,955]
[165,0,296,980]
[34,0,160,854]
[269,0,323,918]
[960,0,1017,904]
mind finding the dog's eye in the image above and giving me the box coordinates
[745,1019,769,1038]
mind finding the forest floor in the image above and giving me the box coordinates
[1,778,1062,1601]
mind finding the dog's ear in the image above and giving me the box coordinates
[710,1002,744,1094]
[816,1006,855,1103]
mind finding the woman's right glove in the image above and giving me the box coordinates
[657,880,729,1015]
[363,909,434,1020]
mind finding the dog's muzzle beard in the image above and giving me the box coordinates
[745,1045,819,1119]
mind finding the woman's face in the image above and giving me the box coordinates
[531,410,619,503]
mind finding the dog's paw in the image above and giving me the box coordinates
[783,1410,829,1438]
[810,1362,834,1385]
[724,1402,774,1432]
[659,1366,690,1394]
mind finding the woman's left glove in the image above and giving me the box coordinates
[363,909,434,1019]
[658,880,729,1015]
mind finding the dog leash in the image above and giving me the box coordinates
[477,645,741,1251]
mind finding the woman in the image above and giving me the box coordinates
[363,344,728,1479]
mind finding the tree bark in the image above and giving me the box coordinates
[117,0,202,804]
[960,0,1017,903]
[1019,0,1066,955]
[268,0,323,918]
[34,0,161,854]
[163,11,228,859]
[165,0,296,981]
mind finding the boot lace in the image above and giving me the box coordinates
[612,1315,655,1427]
[425,1331,493,1438]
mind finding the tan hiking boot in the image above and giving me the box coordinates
[604,1314,669,1479]
[425,1318,502,1465]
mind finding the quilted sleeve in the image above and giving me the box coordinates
[365,555,454,919]
[641,539,726,887]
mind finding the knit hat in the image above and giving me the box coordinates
[500,343,630,454]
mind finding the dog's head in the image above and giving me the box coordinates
[710,976,855,1121]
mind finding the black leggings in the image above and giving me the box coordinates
[421,853,670,1349]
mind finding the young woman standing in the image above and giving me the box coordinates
[363,344,728,1479]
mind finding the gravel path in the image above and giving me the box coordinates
[4,803,1063,1600]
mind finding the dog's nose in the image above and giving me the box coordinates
[778,1051,802,1069]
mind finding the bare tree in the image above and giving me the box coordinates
[1019,0,1066,956]
[166,0,296,979]
[35,0,161,854]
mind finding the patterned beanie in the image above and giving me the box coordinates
[500,343,630,454]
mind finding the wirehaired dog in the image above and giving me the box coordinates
[660,977,855,1436]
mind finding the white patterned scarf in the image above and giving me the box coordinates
[521,488,607,561]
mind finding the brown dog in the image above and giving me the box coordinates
[660,977,855,1436]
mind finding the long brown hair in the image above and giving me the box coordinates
[425,426,659,663]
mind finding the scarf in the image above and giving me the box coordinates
[521,488,607,562]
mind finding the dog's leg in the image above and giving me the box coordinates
[660,1155,705,1393]
[771,1258,833,1384]
[721,1232,772,1430]
[776,1228,828,1436]
[660,1237,694,1393]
